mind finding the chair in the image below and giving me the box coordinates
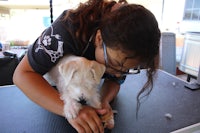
[0,56,19,86]
[159,32,176,75]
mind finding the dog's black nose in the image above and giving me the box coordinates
[78,97,87,105]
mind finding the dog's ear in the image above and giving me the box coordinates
[90,61,106,84]
[58,61,77,86]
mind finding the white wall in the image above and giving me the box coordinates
[1,0,199,44]
[128,0,163,29]
[161,0,185,33]
[0,0,88,43]
[6,9,49,43]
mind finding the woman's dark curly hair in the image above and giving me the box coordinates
[64,0,161,116]
[99,3,161,115]
[63,0,118,50]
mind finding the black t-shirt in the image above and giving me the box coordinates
[28,10,94,74]
[27,10,126,84]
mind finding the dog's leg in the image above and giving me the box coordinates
[61,94,82,119]
[90,94,101,109]
[64,99,82,119]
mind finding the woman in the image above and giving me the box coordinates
[13,0,160,132]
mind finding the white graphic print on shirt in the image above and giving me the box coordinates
[35,26,64,63]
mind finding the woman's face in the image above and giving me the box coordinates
[94,30,141,77]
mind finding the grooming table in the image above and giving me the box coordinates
[0,70,200,133]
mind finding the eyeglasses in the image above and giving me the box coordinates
[102,41,140,76]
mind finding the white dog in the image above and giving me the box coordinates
[45,55,105,120]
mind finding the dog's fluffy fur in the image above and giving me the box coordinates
[45,55,106,119]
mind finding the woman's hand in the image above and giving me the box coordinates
[67,105,104,133]
[98,80,120,130]
[97,101,115,129]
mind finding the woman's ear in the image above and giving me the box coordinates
[95,30,103,48]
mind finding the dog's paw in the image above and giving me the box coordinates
[105,117,115,129]
[101,114,115,129]
[64,101,82,119]
[100,110,117,129]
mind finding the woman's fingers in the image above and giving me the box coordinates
[68,118,87,133]
[92,114,104,133]
[96,105,117,129]
[81,108,104,133]
[68,106,104,133]
[69,116,93,133]
[95,108,107,116]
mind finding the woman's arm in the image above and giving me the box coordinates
[97,79,120,129]
[100,79,120,104]
[13,55,64,116]
[13,55,104,133]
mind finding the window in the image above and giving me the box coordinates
[183,0,200,20]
